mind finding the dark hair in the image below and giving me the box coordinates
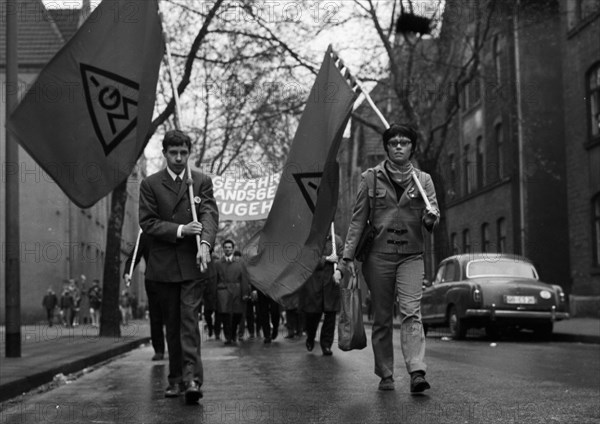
[233,250,242,257]
[162,129,192,151]
[222,239,235,248]
[382,124,418,157]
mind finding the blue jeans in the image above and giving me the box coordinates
[363,252,426,378]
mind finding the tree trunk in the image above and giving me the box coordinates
[99,179,129,337]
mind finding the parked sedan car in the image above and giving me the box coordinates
[421,253,569,339]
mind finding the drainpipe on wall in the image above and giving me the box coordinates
[513,0,527,256]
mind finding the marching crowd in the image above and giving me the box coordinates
[42,124,439,403]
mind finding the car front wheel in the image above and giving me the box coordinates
[448,306,466,339]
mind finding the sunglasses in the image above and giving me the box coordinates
[387,139,412,148]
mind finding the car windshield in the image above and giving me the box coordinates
[466,259,538,279]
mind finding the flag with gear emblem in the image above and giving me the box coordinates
[8,0,163,207]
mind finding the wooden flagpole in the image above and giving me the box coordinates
[126,228,142,287]
[330,49,431,209]
[158,5,205,271]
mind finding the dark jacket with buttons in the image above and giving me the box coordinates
[343,161,440,259]
[139,168,219,282]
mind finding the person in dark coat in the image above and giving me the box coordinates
[42,288,58,327]
[201,257,220,339]
[254,288,281,344]
[60,288,74,327]
[88,280,102,327]
[139,129,219,403]
[302,231,343,355]
[215,240,250,345]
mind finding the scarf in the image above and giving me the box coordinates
[385,159,414,188]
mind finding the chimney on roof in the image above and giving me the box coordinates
[78,0,92,28]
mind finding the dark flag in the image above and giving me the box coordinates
[7,0,163,208]
[244,45,358,308]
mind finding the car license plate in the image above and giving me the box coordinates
[505,295,536,304]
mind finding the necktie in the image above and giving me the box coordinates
[175,176,182,189]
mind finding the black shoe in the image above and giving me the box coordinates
[184,381,203,404]
[152,353,164,361]
[378,377,395,391]
[306,339,314,352]
[224,340,233,346]
[322,346,332,356]
[164,384,181,398]
[284,333,295,339]
[264,338,272,344]
[410,371,431,393]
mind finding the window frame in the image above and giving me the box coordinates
[481,223,491,253]
[476,135,485,189]
[497,218,506,254]
[495,122,505,179]
[593,193,600,267]
[587,62,600,143]
[462,229,471,254]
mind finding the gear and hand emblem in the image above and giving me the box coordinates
[80,63,139,155]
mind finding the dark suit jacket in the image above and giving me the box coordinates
[139,168,219,282]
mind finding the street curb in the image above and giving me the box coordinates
[552,333,600,344]
[0,336,150,403]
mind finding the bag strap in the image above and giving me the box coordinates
[368,169,377,222]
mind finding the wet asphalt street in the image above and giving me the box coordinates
[1,328,599,424]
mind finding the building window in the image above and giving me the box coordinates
[567,0,600,29]
[589,63,600,140]
[476,136,485,189]
[463,144,472,195]
[481,223,491,253]
[492,34,502,85]
[495,123,504,179]
[593,194,600,266]
[450,232,459,255]
[460,69,481,112]
[462,229,471,254]
[497,218,506,253]
[448,153,457,198]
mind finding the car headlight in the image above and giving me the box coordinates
[540,290,551,300]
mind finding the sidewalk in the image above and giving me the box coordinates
[368,316,600,343]
[0,317,598,404]
[0,321,150,403]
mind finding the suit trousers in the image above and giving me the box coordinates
[257,291,280,340]
[144,279,165,355]
[220,312,242,342]
[156,280,204,386]
[362,252,426,378]
[304,311,336,349]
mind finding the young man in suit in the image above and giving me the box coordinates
[139,129,218,404]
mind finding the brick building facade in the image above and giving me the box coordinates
[0,0,142,323]
[342,1,591,312]
[560,0,600,315]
